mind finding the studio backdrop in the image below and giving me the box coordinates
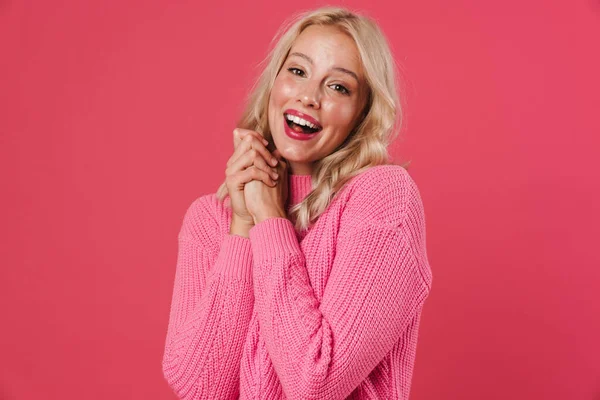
[1,1,598,399]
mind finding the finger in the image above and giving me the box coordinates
[228,133,278,169]
[227,148,279,181]
[229,133,259,168]
[228,134,266,168]
[233,128,269,150]
[235,166,277,187]
[240,132,275,164]
[233,130,268,165]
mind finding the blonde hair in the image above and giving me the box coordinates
[216,6,408,231]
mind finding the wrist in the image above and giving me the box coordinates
[254,208,287,224]
[230,215,254,238]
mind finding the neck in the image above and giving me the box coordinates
[288,160,313,176]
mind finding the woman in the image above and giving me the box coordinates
[162,7,433,400]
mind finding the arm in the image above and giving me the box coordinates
[248,170,432,400]
[162,196,255,400]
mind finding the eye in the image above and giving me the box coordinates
[330,83,351,95]
[288,67,305,77]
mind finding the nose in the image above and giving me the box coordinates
[297,82,321,109]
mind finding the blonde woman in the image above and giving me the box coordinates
[162,7,433,400]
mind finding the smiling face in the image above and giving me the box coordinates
[267,24,368,175]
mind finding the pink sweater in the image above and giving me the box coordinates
[162,165,433,400]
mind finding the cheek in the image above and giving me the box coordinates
[269,78,295,131]
[272,75,297,105]
[323,102,357,128]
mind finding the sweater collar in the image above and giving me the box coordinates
[287,174,312,209]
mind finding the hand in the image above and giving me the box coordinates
[225,129,280,226]
[244,149,289,224]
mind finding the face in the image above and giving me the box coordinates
[267,24,368,175]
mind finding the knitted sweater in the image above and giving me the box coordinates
[162,164,433,400]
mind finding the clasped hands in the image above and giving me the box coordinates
[225,128,289,228]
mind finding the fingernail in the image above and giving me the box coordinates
[263,139,269,146]
[271,158,278,166]
[272,172,279,179]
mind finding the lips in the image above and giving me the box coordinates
[283,109,323,131]
[283,114,321,141]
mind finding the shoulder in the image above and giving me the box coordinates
[340,164,426,231]
[340,165,432,289]
[177,193,230,249]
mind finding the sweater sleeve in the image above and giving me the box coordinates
[162,195,255,400]
[248,170,432,400]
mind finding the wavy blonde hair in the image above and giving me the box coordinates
[216,6,408,231]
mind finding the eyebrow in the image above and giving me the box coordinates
[289,52,359,83]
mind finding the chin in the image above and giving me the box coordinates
[274,144,307,161]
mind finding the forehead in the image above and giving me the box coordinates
[289,25,363,75]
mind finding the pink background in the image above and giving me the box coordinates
[1,1,599,399]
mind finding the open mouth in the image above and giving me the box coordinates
[284,113,322,135]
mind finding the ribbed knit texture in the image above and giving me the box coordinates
[162,165,433,400]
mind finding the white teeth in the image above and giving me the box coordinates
[285,113,318,129]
